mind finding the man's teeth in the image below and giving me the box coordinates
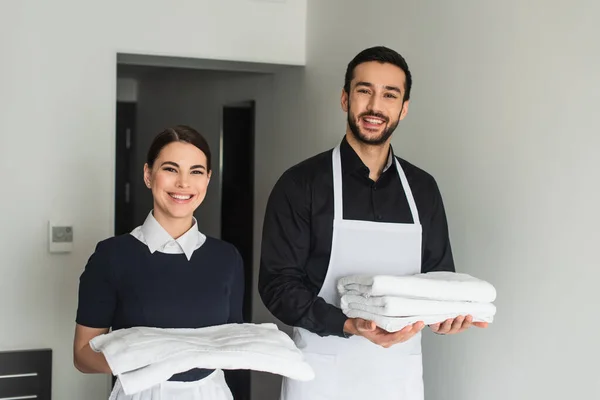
[170,194,192,200]
[364,118,384,125]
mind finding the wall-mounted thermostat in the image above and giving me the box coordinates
[49,221,73,253]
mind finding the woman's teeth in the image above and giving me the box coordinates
[170,194,192,200]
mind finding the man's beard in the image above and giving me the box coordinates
[347,100,401,146]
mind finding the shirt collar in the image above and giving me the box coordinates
[140,211,203,261]
[339,136,395,176]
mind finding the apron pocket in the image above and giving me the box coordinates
[295,353,338,400]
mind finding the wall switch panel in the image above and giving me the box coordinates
[49,221,73,253]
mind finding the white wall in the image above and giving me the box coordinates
[0,1,305,399]
[300,0,600,399]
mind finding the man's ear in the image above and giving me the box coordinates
[399,100,410,121]
[341,89,349,112]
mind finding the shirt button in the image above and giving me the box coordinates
[377,215,382,221]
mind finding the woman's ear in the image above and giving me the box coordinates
[143,163,152,188]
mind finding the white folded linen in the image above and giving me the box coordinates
[90,323,315,395]
[344,309,495,333]
[337,271,497,303]
[341,292,496,317]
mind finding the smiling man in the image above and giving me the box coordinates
[258,46,486,400]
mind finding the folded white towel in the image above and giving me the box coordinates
[337,271,497,303]
[341,292,497,317]
[344,309,495,333]
[90,323,314,395]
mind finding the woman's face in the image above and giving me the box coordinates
[144,141,211,222]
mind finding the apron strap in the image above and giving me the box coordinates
[332,144,420,224]
[395,158,420,224]
[332,145,344,221]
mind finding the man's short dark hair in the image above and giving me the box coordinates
[344,46,412,101]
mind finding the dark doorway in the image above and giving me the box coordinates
[113,100,137,389]
[220,101,255,400]
[115,101,137,236]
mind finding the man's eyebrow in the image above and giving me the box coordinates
[355,81,402,93]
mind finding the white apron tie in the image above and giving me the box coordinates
[281,144,424,400]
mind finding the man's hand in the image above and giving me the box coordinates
[344,318,424,348]
[429,315,488,335]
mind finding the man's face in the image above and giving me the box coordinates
[341,61,409,145]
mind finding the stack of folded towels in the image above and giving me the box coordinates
[90,323,315,395]
[337,271,497,332]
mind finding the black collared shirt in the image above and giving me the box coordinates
[258,137,455,337]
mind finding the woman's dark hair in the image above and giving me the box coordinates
[146,125,212,171]
[344,46,412,102]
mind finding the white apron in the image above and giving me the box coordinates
[109,369,233,400]
[281,145,424,400]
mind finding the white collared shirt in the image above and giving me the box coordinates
[130,211,206,261]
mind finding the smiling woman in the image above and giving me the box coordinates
[143,127,212,235]
[73,126,242,399]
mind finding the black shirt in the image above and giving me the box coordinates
[76,234,244,381]
[258,137,455,338]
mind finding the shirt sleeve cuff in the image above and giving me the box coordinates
[325,307,349,338]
